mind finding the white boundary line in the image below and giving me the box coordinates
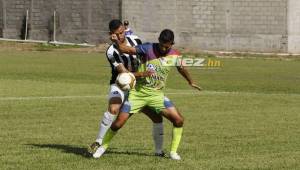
[0,91,299,101]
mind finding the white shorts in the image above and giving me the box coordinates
[107,84,128,102]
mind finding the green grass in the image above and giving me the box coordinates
[0,50,300,170]
[34,43,84,51]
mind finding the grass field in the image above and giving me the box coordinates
[1,50,300,170]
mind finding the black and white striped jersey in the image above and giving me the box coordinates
[106,35,142,84]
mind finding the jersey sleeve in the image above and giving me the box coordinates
[106,46,122,68]
[126,35,142,46]
[135,43,152,56]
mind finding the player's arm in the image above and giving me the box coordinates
[110,34,152,77]
[107,47,152,78]
[111,34,137,55]
[132,70,155,78]
[119,43,137,55]
[112,59,152,78]
[176,65,202,91]
[107,51,128,73]
[115,63,127,73]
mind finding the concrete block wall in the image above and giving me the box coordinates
[0,0,2,36]
[288,0,300,53]
[1,0,31,38]
[229,0,287,52]
[0,0,120,43]
[122,0,289,53]
[1,0,300,53]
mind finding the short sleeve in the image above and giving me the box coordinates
[135,43,152,56]
[106,45,122,68]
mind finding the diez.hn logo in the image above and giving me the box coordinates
[162,55,222,69]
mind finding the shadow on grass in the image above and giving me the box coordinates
[26,144,157,158]
[26,144,91,158]
[106,149,154,157]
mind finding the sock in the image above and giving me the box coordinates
[171,127,183,153]
[153,123,164,154]
[102,128,117,149]
[96,111,116,144]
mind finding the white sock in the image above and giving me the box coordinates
[96,111,116,145]
[153,123,164,153]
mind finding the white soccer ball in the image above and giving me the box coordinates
[116,72,136,91]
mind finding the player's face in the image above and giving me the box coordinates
[111,25,126,43]
[158,41,173,55]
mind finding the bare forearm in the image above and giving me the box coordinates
[133,70,154,78]
[116,64,128,73]
[111,34,137,55]
[177,66,193,84]
[177,66,202,91]
[117,43,137,55]
[132,72,144,78]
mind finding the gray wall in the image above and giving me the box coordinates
[0,0,3,36]
[122,0,289,53]
[1,0,300,53]
[288,0,300,53]
[0,0,120,43]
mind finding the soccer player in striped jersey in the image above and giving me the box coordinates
[94,29,202,160]
[89,19,165,158]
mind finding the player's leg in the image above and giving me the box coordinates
[93,111,132,158]
[89,84,124,154]
[149,95,184,160]
[160,105,184,160]
[102,111,132,148]
[96,84,125,144]
[93,90,146,158]
[141,106,165,156]
[95,98,122,144]
[161,106,184,127]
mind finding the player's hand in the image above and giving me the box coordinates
[189,83,202,91]
[110,34,120,43]
[142,70,155,77]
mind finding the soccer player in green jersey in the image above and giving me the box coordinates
[89,20,166,158]
[93,29,201,160]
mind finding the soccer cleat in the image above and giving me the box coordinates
[170,151,181,160]
[87,142,101,154]
[155,151,167,157]
[93,146,106,158]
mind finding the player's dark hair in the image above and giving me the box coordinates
[159,29,174,44]
[109,19,122,32]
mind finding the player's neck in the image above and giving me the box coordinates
[116,39,128,55]
[154,43,168,58]
[121,38,128,46]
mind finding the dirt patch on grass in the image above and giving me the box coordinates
[0,41,110,53]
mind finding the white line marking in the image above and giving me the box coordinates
[0,91,299,101]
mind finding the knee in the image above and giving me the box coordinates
[111,121,122,131]
[173,116,184,127]
[109,106,120,115]
[152,115,163,123]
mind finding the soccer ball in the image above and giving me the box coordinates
[116,72,136,91]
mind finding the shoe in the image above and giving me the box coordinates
[87,142,100,154]
[93,146,106,158]
[170,151,181,160]
[155,151,167,157]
